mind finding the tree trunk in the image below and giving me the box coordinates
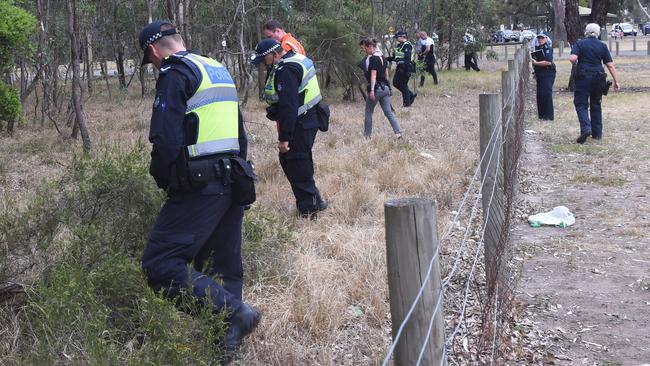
[553,0,567,43]
[67,0,91,150]
[85,32,93,95]
[589,0,613,28]
[564,0,581,44]
[116,48,127,89]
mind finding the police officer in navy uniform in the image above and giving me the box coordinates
[387,31,417,107]
[138,20,260,358]
[569,23,621,143]
[532,33,556,120]
[251,39,327,219]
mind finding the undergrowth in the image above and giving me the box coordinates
[1,144,290,364]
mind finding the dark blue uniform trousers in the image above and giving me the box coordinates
[142,182,244,312]
[392,66,414,106]
[535,69,555,120]
[574,75,604,137]
[279,118,322,213]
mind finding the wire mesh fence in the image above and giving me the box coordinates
[383,42,531,365]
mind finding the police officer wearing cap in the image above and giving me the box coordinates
[569,23,621,143]
[137,20,260,357]
[387,31,416,107]
[532,33,556,120]
[251,39,327,218]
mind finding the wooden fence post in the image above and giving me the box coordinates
[633,38,637,52]
[504,45,508,60]
[479,93,503,288]
[559,40,564,57]
[647,41,650,56]
[616,41,620,56]
[609,38,613,51]
[385,198,445,366]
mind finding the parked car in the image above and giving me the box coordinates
[491,30,505,43]
[502,29,517,42]
[520,29,535,41]
[643,22,650,35]
[612,23,637,36]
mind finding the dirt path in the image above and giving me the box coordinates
[515,58,650,365]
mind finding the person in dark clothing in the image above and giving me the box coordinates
[386,31,417,107]
[359,38,403,139]
[417,31,438,86]
[137,20,260,359]
[252,39,327,218]
[463,32,480,71]
[569,23,621,143]
[532,33,556,120]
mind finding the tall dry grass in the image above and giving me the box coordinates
[0,60,511,365]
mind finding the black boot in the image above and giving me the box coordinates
[224,303,261,354]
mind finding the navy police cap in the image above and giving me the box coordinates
[138,20,178,65]
[394,30,407,38]
[250,38,281,65]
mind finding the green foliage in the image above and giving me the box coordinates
[0,82,22,128]
[20,254,228,365]
[243,206,294,283]
[485,49,499,61]
[0,145,164,283]
[0,0,37,72]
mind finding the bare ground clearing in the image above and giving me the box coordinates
[515,56,650,365]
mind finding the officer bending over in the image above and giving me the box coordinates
[387,31,417,107]
[569,23,620,143]
[463,31,480,72]
[532,33,556,120]
[138,20,260,358]
[251,39,327,219]
[417,31,438,86]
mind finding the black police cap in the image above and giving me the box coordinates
[394,31,407,38]
[138,20,178,65]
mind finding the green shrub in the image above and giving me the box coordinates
[243,206,294,283]
[0,82,22,129]
[20,254,228,365]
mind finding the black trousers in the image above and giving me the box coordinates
[419,56,438,85]
[464,52,480,71]
[535,69,555,120]
[279,117,323,213]
[393,65,414,106]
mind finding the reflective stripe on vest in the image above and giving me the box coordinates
[178,53,239,158]
[394,41,412,61]
[264,54,322,115]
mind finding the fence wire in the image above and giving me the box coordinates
[382,45,530,365]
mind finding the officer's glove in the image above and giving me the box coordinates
[386,56,395,63]
[265,105,279,121]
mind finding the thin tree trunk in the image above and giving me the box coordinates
[67,0,91,150]
[565,0,581,91]
[85,32,93,95]
[116,48,127,89]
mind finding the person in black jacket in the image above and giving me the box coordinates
[359,38,403,139]
[569,23,621,143]
[252,39,327,218]
[138,20,260,359]
[387,31,417,107]
[532,33,556,120]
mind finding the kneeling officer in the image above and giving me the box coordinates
[251,39,327,218]
[138,20,260,357]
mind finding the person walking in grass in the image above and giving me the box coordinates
[569,23,621,143]
[359,38,403,139]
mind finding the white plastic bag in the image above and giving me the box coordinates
[528,206,575,227]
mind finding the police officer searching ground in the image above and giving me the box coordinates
[137,20,260,360]
[251,39,327,219]
[416,31,438,86]
[387,31,417,107]
[532,33,555,120]
[569,23,620,143]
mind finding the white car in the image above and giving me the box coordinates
[612,23,637,36]
[520,30,535,41]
